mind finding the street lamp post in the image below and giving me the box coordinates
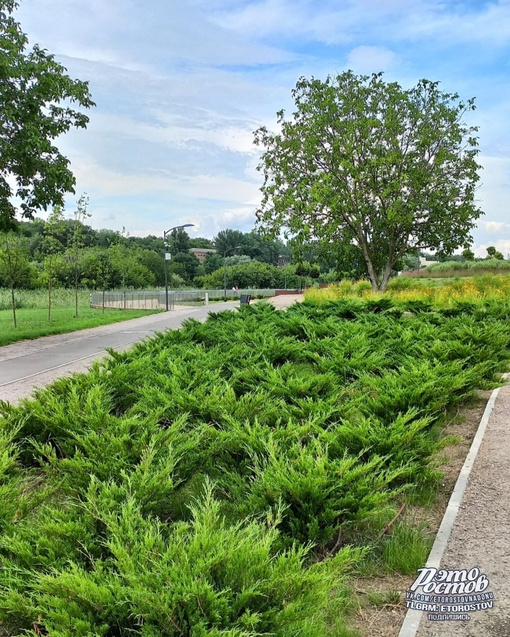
[163,223,195,311]
[278,254,288,289]
[223,245,242,301]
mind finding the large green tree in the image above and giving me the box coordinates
[0,0,94,230]
[254,72,483,291]
[243,230,291,266]
[169,252,200,282]
[166,227,191,255]
[213,229,246,257]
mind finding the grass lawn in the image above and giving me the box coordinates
[0,306,161,347]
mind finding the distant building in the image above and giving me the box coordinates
[189,247,216,263]
[419,257,439,268]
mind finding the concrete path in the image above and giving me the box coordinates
[0,295,303,405]
[399,380,510,636]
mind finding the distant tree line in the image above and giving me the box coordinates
[0,204,339,295]
[421,246,506,263]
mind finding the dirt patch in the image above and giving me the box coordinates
[348,391,491,636]
[350,574,412,636]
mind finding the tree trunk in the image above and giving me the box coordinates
[369,275,380,292]
[360,241,396,292]
[361,248,381,292]
[10,285,16,328]
[48,277,52,322]
[379,261,395,293]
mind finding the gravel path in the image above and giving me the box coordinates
[401,382,510,636]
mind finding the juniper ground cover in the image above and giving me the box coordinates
[1,295,509,636]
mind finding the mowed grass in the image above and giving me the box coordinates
[0,288,161,346]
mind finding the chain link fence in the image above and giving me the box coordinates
[89,289,277,310]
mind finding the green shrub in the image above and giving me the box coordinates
[0,483,360,636]
[1,296,510,634]
[386,276,418,291]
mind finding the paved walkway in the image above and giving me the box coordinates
[400,380,510,636]
[0,295,303,404]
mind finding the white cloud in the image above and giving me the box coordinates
[212,0,419,45]
[8,0,510,250]
[399,1,510,47]
[480,221,510,233]
[17,0,295,68]
[93,206,257,241]
[474,240,510,259]
[70,161,261,203]
[347,46,399,73]
[476,155,510,219]
[188,206,257,239]
[210,0,510,54]
[81,111,258,157]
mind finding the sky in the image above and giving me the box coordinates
[12,0,510,256]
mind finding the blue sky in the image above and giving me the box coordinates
[14,0,510,256]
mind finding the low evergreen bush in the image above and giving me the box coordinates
[1,296,510,634]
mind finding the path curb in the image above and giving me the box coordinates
[398,375,508,636]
